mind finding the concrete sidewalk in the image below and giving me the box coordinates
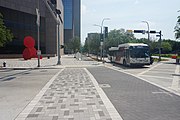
[0,55,101,69]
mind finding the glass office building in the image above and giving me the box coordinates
[63,0,73,29]
[62,0,81,53]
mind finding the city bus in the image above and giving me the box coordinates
[108,43,151,66]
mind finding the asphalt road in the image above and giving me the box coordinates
[0,68,60,120]
[88,66,180,120]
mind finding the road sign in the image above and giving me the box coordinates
[127,30,133,33]
[37,50,41,55]
[134,30,146,34]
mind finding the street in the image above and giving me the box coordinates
[0,56,180,120]
[88,66,180,120]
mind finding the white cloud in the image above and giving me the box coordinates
[81,0,180,43]
[134,0,140,5]
[138,21,157,30]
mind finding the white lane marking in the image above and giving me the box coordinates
[140,75,172,80]
[171,65,180,91]
[15,69,64,120]
[143,70,174,74]
[137,63,163,76]
[84,68,123,120]
[152,89,173,97]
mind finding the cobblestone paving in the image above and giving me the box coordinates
[16,68,112,120]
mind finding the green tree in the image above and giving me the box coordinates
[149,40,159,54]
[161,41,172,53]
[83,33,100,56]
[83,39,89,53]
[0,13,13,47]
[68,36,81,53]
[104,29,135,51]
[175,16,180,39]
[89,33,100,55]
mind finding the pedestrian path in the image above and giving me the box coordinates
[15,68,122,120]
[0,55,101,69]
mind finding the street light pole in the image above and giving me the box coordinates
[93,18,110,61]
[37,0,40,67]
[57,21,61,65]
[158,31,162,61]
[93,24,101,60]
[100,18,110,61]
[56,9,63,65]
[142,21,150,41]
[43,0,63,65]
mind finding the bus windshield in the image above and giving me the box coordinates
[130,46,150,58]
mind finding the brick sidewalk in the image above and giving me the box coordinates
[15,68,122,120]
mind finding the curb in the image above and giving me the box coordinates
[0,66,64,70]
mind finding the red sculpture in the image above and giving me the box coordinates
[22,36,42,60]
[24,36,35,48]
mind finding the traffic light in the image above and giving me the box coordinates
[104,27,108,38]
[134,30,146,34]
[100,33,103,41]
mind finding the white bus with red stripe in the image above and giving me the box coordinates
[108,43,151,66]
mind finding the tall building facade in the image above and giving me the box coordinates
[0,0,64,55]
[62,0,81,53]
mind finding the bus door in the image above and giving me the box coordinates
[125,49,130,64]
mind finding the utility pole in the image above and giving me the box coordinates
[158,31,162,62]
[133,29,162,61]
[36,0,41,67]
[94,18,110,61]
[57,21,61,65]
[142,21,150,41]
[100,18,110,61]
[43,0,63,65]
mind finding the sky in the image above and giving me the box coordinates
[81,0,180,44]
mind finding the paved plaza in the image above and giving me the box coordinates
[0,55,122,120]
[0,55,101,69]
[15,68,117,120]
[0,55,180,120]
